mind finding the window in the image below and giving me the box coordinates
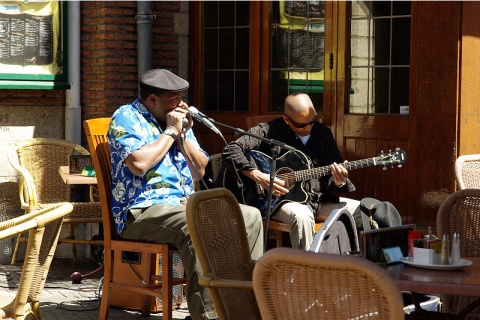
[198,1,327,115]
[203,1,250,112]
[270,1,325,113]
[349,1,411,114]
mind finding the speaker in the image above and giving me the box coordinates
[110,251,184,312]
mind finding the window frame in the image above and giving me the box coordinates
[348,1,411,115]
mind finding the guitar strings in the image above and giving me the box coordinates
[275,158,377,182]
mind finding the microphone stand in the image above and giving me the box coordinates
[263,145,280,253]
[205,118,297,154]
[202,116,297,253]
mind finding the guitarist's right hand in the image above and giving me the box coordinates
[241,169,289,197]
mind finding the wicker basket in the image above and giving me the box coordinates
[283,1,326,19]
[277,26,324,69]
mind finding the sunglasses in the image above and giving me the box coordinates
[284,114,318,128]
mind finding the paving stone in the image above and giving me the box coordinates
[0,258,190,319]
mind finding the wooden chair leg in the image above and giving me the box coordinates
[139,253,153,317]
[68,224,77,261]
[162,250,173,320]
[276,231,283,248]
[99,250,113,320]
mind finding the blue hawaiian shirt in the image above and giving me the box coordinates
[107,98,208,236]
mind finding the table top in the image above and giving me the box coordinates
[59,166,97,185]
[386,256,480,296]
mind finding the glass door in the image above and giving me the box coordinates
[270,1,326,114]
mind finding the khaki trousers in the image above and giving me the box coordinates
[272,197,360,251]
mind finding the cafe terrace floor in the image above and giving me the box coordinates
[0,258,191,320]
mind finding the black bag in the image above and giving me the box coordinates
[353,197,402,231]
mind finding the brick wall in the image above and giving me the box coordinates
[0,1,185,143]
[81,1,183,123]
[0,1,186,262]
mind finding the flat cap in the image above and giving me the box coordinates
[139,69,189,93]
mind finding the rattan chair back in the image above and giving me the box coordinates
[436,189,480,318]
[455,154,480,189]
[0,202,73,320]
[9,138,84,204]
[253,247,405,320]
[84,118,185,320]
[186,188,261,320]
[7,137,102,263]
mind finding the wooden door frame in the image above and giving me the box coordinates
[190,2,280,154]
[190,2,266,119]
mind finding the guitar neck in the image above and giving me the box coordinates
[295,158,377,182]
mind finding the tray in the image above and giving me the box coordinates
[401,257,472,271]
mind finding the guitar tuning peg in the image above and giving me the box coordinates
[398,165,403,168]
[383,166,387,171]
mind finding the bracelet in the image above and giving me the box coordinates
[163,128,178,140]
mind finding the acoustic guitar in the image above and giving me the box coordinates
[222,148,407,215]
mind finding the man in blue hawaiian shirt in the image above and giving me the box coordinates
[107,69,263,320]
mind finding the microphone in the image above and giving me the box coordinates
[182,118,189,130]
[181,118,189,145]
[188,106,222,136]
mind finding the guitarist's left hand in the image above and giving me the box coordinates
[331,161,349,187]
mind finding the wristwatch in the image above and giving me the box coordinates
[336,180,347,188]
[163,128,178,140]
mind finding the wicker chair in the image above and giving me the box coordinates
[245,115,323,248]
[186,188,261,320]
[253,247,405,320]
[7,137,103,263]
[84,118,186,320]
[436,189,480,319]
[455,154,480,189]
[0,202,73,320]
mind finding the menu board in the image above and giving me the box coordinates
[0,12,53,66]
[0,1,62,78]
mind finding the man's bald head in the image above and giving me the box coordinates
[284,92,315,117]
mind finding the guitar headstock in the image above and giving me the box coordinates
[375,148,407,168]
